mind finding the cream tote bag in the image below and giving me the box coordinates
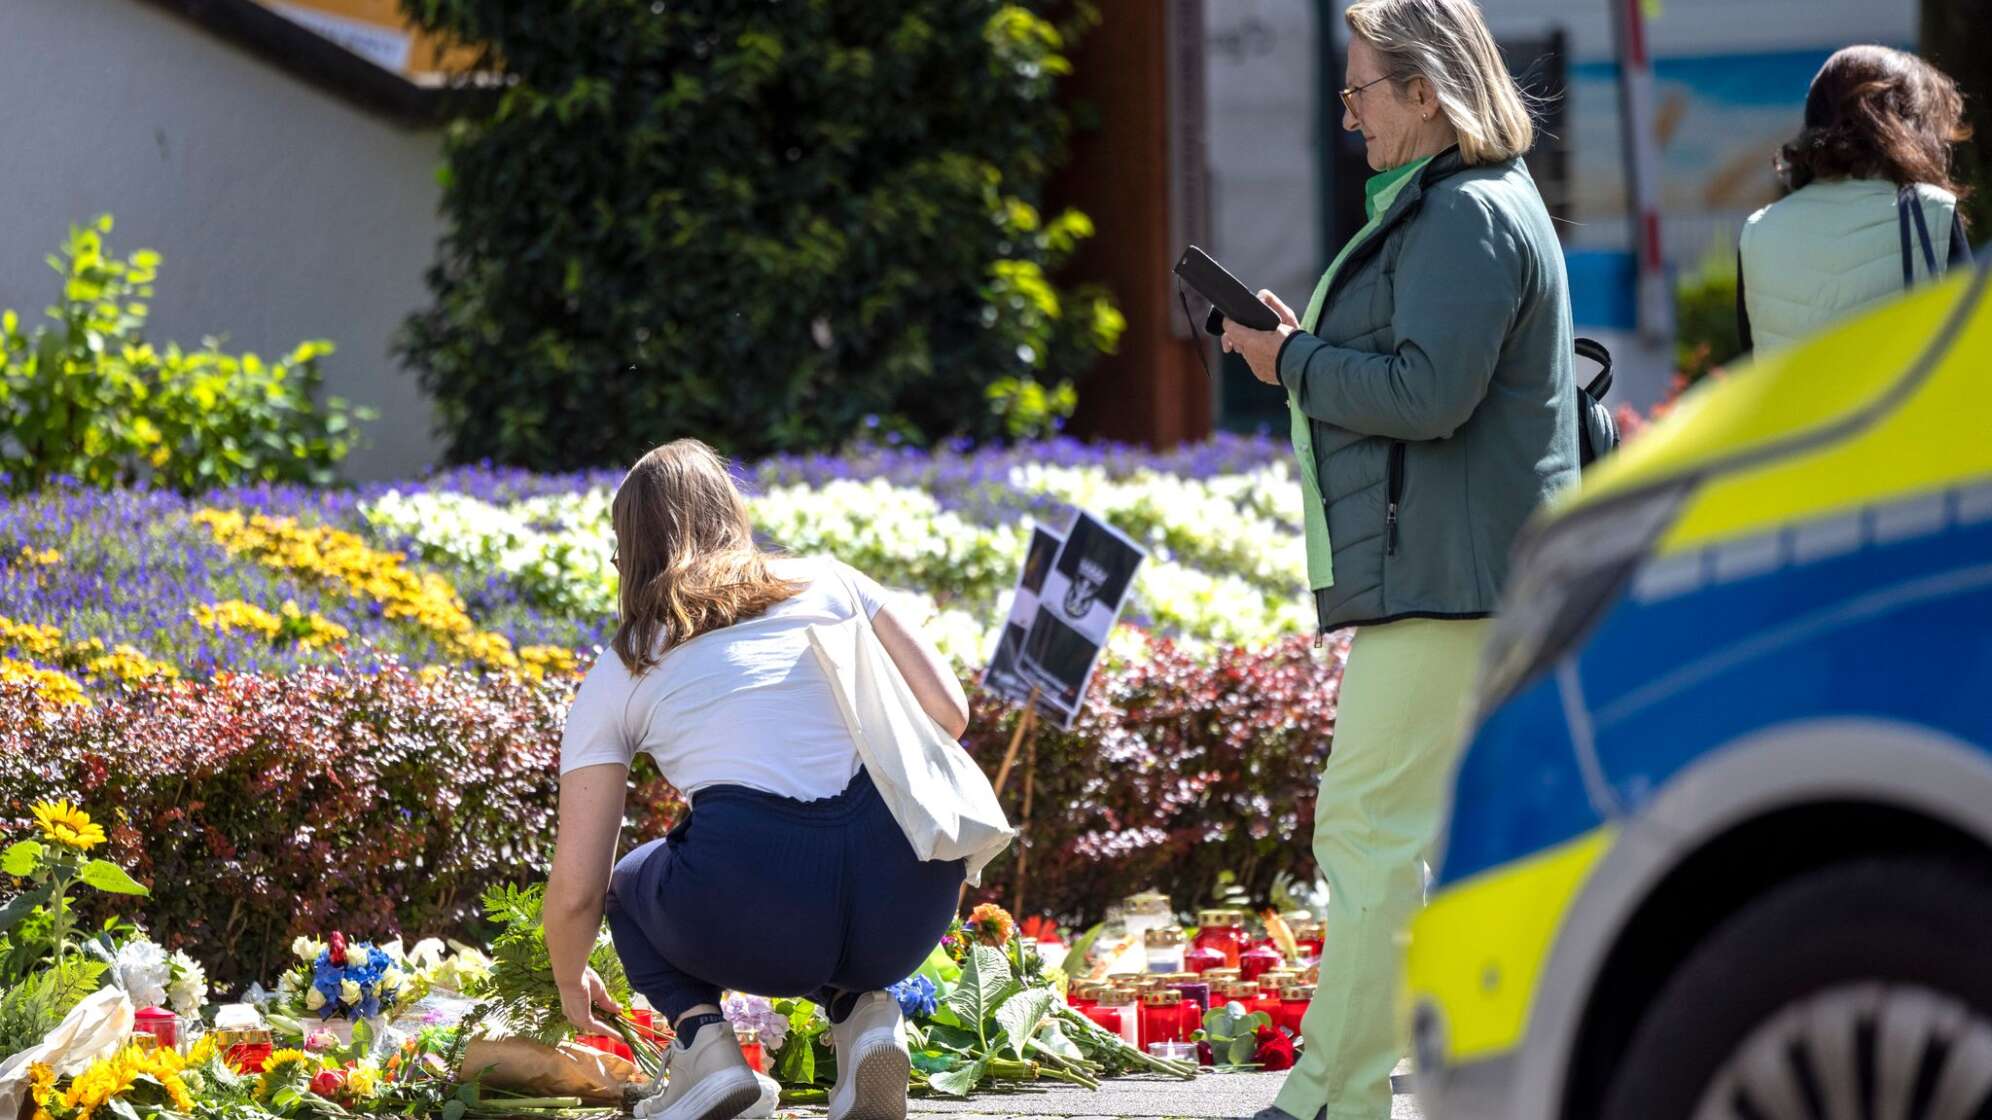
[807,569,1014,885]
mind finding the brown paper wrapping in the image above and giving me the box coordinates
[458,1037,649,1104]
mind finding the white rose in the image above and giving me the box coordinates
[339,979,363,1007]
[293,936,327,963]
[379,967,405,993]
[306,986,328,1011]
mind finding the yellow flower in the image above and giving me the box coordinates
[0,616,66,658]
[193,510,523,672]
[0,658,89,707]
[255,1048,322,1100]
[186,1035,219,1065]
[26,1062,57,1105]
[32,800,106,852]
[16,547,61,568]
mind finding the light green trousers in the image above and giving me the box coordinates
[1273,617,1493,1120]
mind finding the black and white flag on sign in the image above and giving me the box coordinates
[1018,512,1146,729]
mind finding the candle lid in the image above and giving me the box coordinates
[1196,908,1240,927]
[1281,984,1318,1001]
[1141,990,1183,1006]
[212,1004,264,1031]
[1204,967,1242,981]
[1218,981,1262,999]
[1160,972,1200,982]
[735,1027,759,1045]
[1144,927,1185,946]
[1101,987,1139,1003]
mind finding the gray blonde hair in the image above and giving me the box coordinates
[1346,0,1534,165]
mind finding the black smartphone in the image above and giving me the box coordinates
[1173,246,1281,335]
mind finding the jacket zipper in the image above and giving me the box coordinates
[1385,442,1406,556]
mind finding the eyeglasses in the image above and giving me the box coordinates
[1340,74,1391,116]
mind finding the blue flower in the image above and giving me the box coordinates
[887,975,938,1020]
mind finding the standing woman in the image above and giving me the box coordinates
[1738,45,1974,353]
[545,439,970,1120]
[1218,1,1577,1116]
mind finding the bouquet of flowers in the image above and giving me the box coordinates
[278,932,408,1023]
[109,938,208,1016]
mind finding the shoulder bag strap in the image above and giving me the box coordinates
[1898,186,1919,288]
[1909,190,1941,278]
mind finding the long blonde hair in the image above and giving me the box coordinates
[1346,0,1534,166]
[609,439,804,674]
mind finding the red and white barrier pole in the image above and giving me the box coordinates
[1610,0,1672,345]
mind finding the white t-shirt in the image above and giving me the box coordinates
[558,556,890,802]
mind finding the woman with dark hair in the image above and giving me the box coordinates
[543,439,970,1120]
[1740,45,1975,352]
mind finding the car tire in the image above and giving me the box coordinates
[1599,856,1992,1120]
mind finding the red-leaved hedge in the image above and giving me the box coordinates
[1,637,1344,983]
[960,634,1346,923]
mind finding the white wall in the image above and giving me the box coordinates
[1204,0,1321,327]
[0,0,446,480]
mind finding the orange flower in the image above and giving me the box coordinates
[968,903,1015,947]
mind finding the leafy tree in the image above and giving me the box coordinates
[1922,0,1991,235]
[399,0,1123,469]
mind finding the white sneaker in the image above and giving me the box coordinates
[827,992,910,1120]
[636,1023,762,1120]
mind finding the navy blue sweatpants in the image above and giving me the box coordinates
[605,769,965,1024]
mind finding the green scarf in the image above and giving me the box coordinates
[1288,155,1431,590]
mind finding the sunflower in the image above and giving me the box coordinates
[31,801,106,852]
[255,1048,322,1100]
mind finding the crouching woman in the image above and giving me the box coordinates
[543,439,970,1120]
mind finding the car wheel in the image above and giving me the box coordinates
[1599,856,1992,1120]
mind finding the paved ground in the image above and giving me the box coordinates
[788,1066,1423,1119]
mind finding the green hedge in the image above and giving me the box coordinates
[399,0,1124,469]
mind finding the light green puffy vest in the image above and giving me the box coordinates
[1740,178,1958,352]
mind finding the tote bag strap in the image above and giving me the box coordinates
[1899,185,1942,287]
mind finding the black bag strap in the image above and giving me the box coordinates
[1574,336,1613,400]
[1898,185,1941,286]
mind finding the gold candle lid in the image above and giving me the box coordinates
[1196,908,1240,927]
[1144,927,1185,946]
[1204,967,1242,981]
[1281,984,1318,1001]
[1101,987,1139,1003]
[1218,981,1263,999]
[1141,990,1183,1007]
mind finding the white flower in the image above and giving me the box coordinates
[293,936,327,963]
[379,966,406,993]
[338,979,363,1007]
[115,939,171,1009]
[167,949,208,1017]
[306,986,328,1011]
[379,938,407,965]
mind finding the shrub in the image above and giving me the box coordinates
[0,635,1342,978]
[1673,239,1744,385]
[398,1,1123,469]
[0,217,371,495]
[960,634,1345,924]
[0,664,684,987]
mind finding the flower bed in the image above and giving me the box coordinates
[0,435,1343,970]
